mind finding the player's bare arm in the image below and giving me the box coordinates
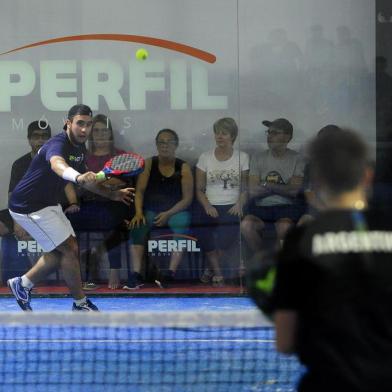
[248,174,271,199]
[228,169,249,217]
[84,183,135,206]
[128,158,151,229]
[49,155,96,185]
[265,175,303,198]
[274,310,298,354]
[50,155,135,205]
[63,183,80,214]
[195,167,218,217]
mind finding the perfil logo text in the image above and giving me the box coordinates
[0,60,228,112]
[18,240,44,254]
[148,235,200,255]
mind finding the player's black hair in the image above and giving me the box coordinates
[67,104,92,120]
[308,128,369,194]
[27,120,51,139]
[317,124,341,137]
[63,104,93,130]
[155,128,179,146]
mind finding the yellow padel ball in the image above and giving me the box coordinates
[135,48,149,61]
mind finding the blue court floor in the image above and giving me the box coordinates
[0,296,256,312]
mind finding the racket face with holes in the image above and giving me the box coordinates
[96,153,145,181]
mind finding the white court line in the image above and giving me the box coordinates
[0,339,275,343]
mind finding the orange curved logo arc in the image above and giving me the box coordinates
[0,33,216,63]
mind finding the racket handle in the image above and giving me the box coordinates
[96,171,107,182]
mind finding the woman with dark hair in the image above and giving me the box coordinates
[126,128,193,289]
[86,114,120,170]
[70,114,130,289]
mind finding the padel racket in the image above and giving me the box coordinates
[96,152,145,181]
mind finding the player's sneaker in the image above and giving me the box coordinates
[212,275,225,287]
[200,268,214,283]
[82,282,99,290]
[155,270,175,289]
[7,277,32,311]
[72,298,99,312]
[123,272,144,290]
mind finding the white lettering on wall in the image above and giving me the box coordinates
[40,60,77,110]
[0,61,35,111]
[82,60,127,110]
[0,60,228,112]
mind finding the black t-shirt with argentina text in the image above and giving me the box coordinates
[273,208,392,392]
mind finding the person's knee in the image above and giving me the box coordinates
[169,211,191,229]
[241,215,264,236]
[57,236,79,259]
[297,214,313,227]
[129,226,149,245]
[206,249,219,258]
[275,218,293,239]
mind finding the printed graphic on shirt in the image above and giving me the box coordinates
[208,168,239,190]
[265,170,285,184]
[68,153,84,163]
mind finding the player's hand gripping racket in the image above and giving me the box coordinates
[96,152,145,182]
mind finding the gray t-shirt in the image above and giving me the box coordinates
[249,148,305,206]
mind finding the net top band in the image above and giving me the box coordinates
[0,310,272,328]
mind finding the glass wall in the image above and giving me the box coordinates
[0,0,375,291]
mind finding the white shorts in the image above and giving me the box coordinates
[9,204,76,252]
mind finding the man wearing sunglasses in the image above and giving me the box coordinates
[241,118,305,256]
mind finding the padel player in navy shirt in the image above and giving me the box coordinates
[9,131,86,214]
[7,104,134,311]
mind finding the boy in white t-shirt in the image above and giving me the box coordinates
[195,118,249,286]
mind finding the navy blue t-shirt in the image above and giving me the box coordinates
[9,132,86,214]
